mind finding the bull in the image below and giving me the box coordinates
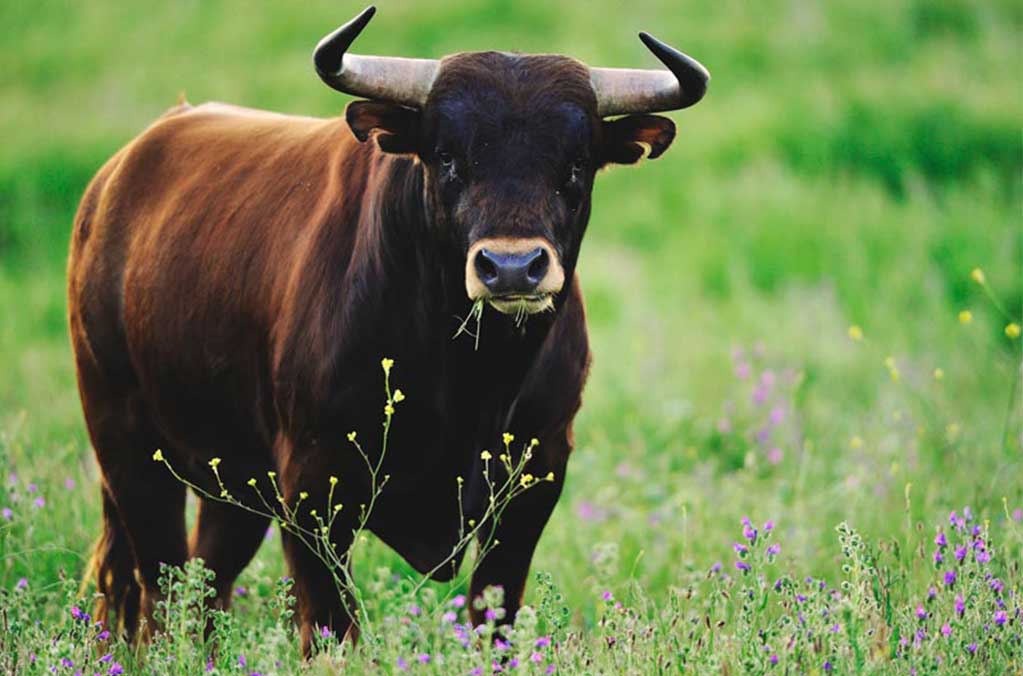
[67,6,708,652]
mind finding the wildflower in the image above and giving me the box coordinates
[763,520,774,531]
[451,594,466,608]
[535,636,551,648]
[976,548,991,564]
[994,610,1007,626]
[545,471,555,481]
[767,447,783,464]
[484,608,497,621]
[1006,323,1021,339]
[108,664,124,676]
[935,532,947,548]
[933,549,943,564]
[769,654,778,665]
[955,545,967,562]
[396,656,408,671]
[735,560,751,572]
[941,623,952,637]
[208,457,221,468]
[61,658,73,668]
[970,268,985,285]
[33,497,45,508]
[823,660,833,672]
[850,435,863,449]
[96,630,110,642]
[384,403,394,416]
[767,544,781,556]
[955,594,965,615]
[480,450,492,461]
[238,655,246,668]
[742,524,757,542]
[392,389,405,402]
[958,310,973,324]
[495,639,510,651]
[64,478,76,490]
[884,356,900,382]
[733,542,748,554]
[830,623,840,633]
[933,368,944,380]
[848,325,864,341]
[99,653,112,663]
[152,449,164,462]
[502,432,514,445]
[520,473,534,487]
[70,606,89,622]
[531,651,543,663]
[347,431,357,442]
[916,605,927,620]
[15,577,27,591]
[944,570,956,587]
[381,357,394,374]
[967,643,977,654]
[1,507,11,521]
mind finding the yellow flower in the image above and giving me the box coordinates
[219,489,228,498]
[381,357,394,374]
[933,368,944,380]
[310,509,318,517]
[247,478,257,487]
[480,450,492,461]
[499,453,509,464]
[333,503,343,513]
[850,436,863,449]
[502,432,514,446]
[393,389,405,403]
[520,473,534,487]
[384,403,395,416]
[299,491,309,501]
[1006,323,1021,339]
[847,325,864,342]
[267,471,277,479]
[529,438,540,448]
[468,519,476,527]
[958,310,972,324]
[152,449,164,462]
[329,476,338,486]
[946,422,961,440]
[546,471,555,481]
[970,268,985,285]
[347,431,357,442]
[456,476,464,485]
[208,457,221,469]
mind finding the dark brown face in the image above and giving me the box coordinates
[346,51,678,316]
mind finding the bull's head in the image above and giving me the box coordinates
[314,6,709,317]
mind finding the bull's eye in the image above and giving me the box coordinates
[437,150,459,182]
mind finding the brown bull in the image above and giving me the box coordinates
[67,6,708,653]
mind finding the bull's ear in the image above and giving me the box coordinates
[600,114,676,165]
[345,101,421,154]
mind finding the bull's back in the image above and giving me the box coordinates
[68,102,363,452]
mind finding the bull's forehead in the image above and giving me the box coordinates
[426,51,598,118]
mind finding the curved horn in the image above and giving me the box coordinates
[313,6,439,108]
[590,32,710,117]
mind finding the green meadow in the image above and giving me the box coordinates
[1,1,1020,674]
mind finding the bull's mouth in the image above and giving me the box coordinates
[485,293,554,317]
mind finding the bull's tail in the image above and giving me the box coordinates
[82,489,141,639]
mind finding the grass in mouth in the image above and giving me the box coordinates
[453,298,486,350]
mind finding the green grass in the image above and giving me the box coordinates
[1,0,1021,674]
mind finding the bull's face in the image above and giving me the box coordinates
[316,7,709,316]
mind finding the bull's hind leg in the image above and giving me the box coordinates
[189,494,271,610]
[78,367,188,639]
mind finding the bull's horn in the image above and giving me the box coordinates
[590,32,710,116]
[313,6,439,108]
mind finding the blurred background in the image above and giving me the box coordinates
[1,0,1020,608]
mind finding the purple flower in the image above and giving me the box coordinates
[484,608,497,621]
[823,660,833,672]
[916,605,927,620]
[830,623,841,633]
[769,654,778,665]
[1,507,11,521]
[994,611,1007,626]
[735,560,750,572]
[941,623,952,637]
[928,586,937,600]
[955,594,965,615]
[508,658,520,669]
[976,549,991,564]
[934,532,947,547]
[416,654,430,664]
[234,586,247,597]
[238,654,246,668]
[535,636,551,649]
[944,570,956,587]
[933,549,944,564]
[710,561,723,574]
[99,654,112,663]
[955,545,967,562]
[27,483,37,494]
[763,520,775,531]
[733,542,748,554]
[990,578,1004,594]
[108,664,123,676]
[769,406,785,425]
[451,594,466,608]
[495,639,510,651]
[396,656,408,671]
[96,630,110,642]
[442,611,456,623]
[766,544,781,556]
[64,478,76,491]
[531,652,543,663]
[601,591,613,601]
[967,643,977,654]
[33,496,45,509]
[546,665,556,675]
[735,362,751,380]
[205,657,214,672]
[796,594,807,603]
[15,578,27,590]
[61,658,73,668]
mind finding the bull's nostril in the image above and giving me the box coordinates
[475,249,499,284]
[526,248,549,285]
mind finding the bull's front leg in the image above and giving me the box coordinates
[277,439,361,656]
[468,428,570,628]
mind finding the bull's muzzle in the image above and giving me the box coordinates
[465,237,565,315]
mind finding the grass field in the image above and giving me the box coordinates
[1,1,1021,674]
